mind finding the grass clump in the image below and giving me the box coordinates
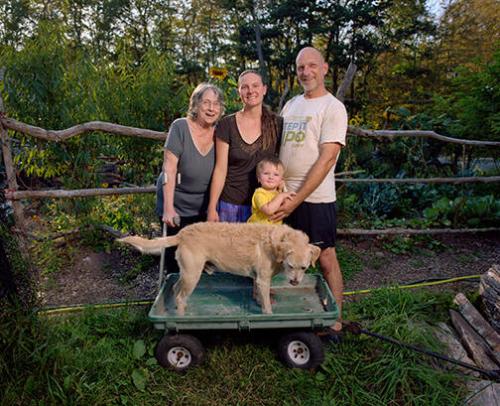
[1,290,467,405]
[336,244,363,281]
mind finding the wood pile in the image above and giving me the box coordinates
[480,264,500,332]
[434,264,500,405]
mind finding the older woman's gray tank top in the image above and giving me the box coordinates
[156,118,215,217]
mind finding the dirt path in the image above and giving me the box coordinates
[38,233,499,307]
[344,233,500,291]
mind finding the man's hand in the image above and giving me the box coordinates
[270,196,300,222]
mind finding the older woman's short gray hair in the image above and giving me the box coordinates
[187,83,225,121]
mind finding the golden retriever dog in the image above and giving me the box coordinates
[118,222,321,315]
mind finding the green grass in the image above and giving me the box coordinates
[336,244,363,281]
[1,290,467,405]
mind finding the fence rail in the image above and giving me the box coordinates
[6,177,500,201]
[2,115,499,146]
[1,113,499,235]
[348,126,500,147]
[1,116,165,141]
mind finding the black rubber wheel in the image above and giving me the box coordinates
[278,331,325,369]
[155,334,205,372]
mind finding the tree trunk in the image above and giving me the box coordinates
[0,230,17,302]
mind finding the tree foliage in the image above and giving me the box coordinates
[0,0,498,231]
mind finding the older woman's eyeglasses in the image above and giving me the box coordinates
[201,99,221,109]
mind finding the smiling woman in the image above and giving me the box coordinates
[207,70,283,223]
[156,83,225,273]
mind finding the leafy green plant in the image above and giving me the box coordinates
[382,235,415,254]
[381,234,447,255]
[336,245,363,281]
[423,195,500,227]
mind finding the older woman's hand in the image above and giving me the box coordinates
[163,208,180,227]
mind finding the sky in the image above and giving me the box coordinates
[427,0,446,19]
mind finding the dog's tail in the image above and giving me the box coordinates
[117,235,180,256]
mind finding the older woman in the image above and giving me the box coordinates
[207,70,282,222]
[156,82,224,271]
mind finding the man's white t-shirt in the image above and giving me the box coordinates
[279,93,347,203]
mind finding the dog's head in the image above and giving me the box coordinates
[271,226,321,286]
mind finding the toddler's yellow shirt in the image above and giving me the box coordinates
[247,188,282,224]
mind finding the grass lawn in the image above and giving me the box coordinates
[1,289,467,405]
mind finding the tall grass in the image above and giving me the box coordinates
[1,290,466,405]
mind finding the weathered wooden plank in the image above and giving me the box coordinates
[0,120,26,230]
[336,61,357,103]
[480,265,500,333]
[335,176,500,184]
[465,380,500,406]
[348,126,500,146]
[449,310,499,371]
[7,186,156,200]
[2,114,500,146]
[0,117,166,141]
[338,227,500,236]
[433,322,480,377]
[454,293,500,358]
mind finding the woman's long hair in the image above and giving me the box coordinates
[238,70,280,150]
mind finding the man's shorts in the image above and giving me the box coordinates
[285,201,337,250]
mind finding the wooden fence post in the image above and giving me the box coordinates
[336,61,357,103]
[0,68,26,231]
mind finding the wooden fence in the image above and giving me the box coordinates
[1,95,500,236]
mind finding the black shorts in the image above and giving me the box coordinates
[285,201,337,250]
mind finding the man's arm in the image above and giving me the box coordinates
[258,192,295,216]
[271,142,341,221]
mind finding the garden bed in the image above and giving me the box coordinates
[37,232,500,307]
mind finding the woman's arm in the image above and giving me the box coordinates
[162,149,180,227]
[207,138,229,222]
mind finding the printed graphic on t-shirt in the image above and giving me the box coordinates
[282,116,311,145]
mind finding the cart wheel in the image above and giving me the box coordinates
[278,331,324,369]
[155,334,204,372]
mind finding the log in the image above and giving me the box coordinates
[0,119,26,231]
[338,227,500,236]
[449,309,499,371]
[336,61,357,103]
[465,380,500,406]
[454,293,500,356]
[433,322,480,377]
[480,265,500,333]
[335,176,500,184]
[0,116,166,141]
[278,82,289,112]
[2,114,499,147]
[8,179,500,200]
[335,170,365,177]
[347,126,500,147]
[8,186,156,200]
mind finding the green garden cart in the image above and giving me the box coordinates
[148,272,339,371]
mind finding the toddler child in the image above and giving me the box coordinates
[247,157,295,224]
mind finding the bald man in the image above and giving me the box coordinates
[274,47,348,335]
